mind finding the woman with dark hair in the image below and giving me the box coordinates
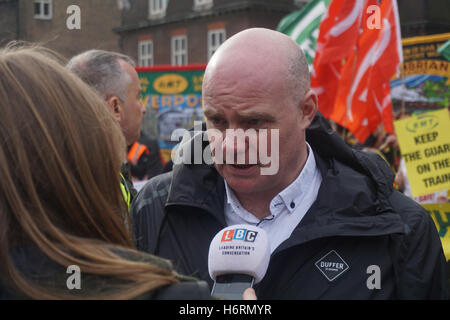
[0,45,212,300]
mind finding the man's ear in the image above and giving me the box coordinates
[299,89,318,130]
[106,96,123,123]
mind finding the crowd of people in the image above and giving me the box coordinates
[0,28,448,300]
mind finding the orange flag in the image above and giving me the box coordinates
[311,0,366,117]
[330,0,380,140]
[368,0,402,136]
[314,0,402,143]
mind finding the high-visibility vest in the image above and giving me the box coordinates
[127,142,149,166]
[120,173,131,210]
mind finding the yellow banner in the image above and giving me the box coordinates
[402,33,450,46]
[402,60,450,85]
[423,203,450,261]
[394,108,450,197]
[391,33,450,112]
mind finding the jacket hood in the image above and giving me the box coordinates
[165,112,407,242]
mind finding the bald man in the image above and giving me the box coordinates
[131,29,448,299]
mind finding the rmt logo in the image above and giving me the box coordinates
[221,228,258,243]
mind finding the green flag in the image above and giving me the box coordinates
[277,0,331,66]
[437,39,450,61]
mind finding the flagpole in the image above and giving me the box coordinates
[400,63,406,116]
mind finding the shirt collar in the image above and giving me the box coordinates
[224,176,260,224]
[275,142,316,213]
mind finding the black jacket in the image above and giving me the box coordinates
[130,113,448,299]
[0,247,210,300]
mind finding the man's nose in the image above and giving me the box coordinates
[222,132,246,152]
[222,130,249,163]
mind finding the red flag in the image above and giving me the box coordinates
[313,0,402,143]
[330,0,380,141]
[368,0,402,135]
[311,0,366,117]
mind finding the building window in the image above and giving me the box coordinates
[138,40,154,67]
[34,0,52,20]
[194,0,213,11]
[171,35,187,66]
[149,0,167,19]
[207,29,226,60]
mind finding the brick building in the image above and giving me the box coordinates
[0,0,19,47]
[0,0,123,58]
[397,0,450,38]
[114,0,450,67]
[115,0,299,66]
[3,0,448,63]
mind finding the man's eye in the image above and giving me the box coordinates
[248,119,260,126]
[211,118,224,125]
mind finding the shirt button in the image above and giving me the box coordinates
[290,202,295,209]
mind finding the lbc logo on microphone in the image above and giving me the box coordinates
[221,228,258,242]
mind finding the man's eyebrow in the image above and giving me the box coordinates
[203,109,276,121]
[204,109,224,118]
[237,111,276,121]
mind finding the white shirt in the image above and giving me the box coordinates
[224,143,322,253]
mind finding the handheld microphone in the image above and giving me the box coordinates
[208,225,270,300]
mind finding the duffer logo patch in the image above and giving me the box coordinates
[315,250,349,282]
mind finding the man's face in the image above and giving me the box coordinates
[118,60,145,145]
[203,76,307,198]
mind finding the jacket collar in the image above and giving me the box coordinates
[166,146,227,226]
[271,150,407,255]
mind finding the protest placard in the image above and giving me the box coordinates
[423,203,450,261]
[394,108,450,197]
